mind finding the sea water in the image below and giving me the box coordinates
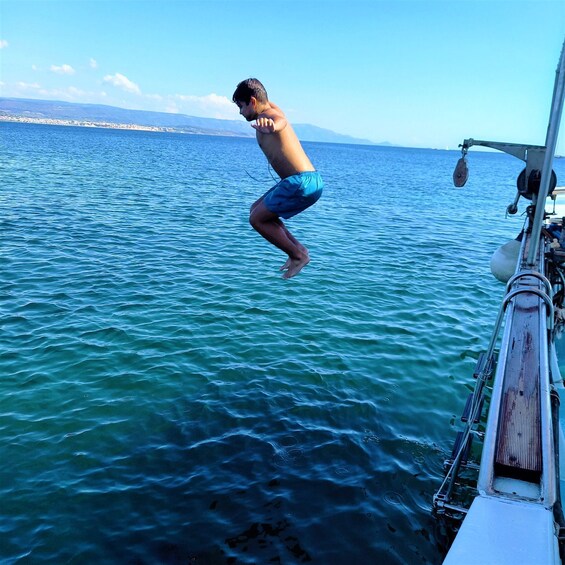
[2,122,564,564]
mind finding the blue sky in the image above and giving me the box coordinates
[1,0,565,151]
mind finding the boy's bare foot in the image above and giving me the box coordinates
[280,246,308,271]
[282,255,310,279]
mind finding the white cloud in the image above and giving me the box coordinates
[103,73,141,94]
[0,40,8,49]
[171,92,238,119]
[89,58,98,69]
[0,81,40,97]
[1,79,111,104]
[50,64,76,75]
[16,81,41,90]
[67,86,86,97]
[165,101,180,114]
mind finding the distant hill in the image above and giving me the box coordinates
[0,97,382,145]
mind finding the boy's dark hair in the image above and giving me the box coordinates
[232,78,268,104]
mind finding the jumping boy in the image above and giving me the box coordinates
[232,78,324,279]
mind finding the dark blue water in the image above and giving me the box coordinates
[2,122,563,563]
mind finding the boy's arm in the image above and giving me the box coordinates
[252,103,287,134]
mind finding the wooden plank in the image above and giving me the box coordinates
[495,290,542,479]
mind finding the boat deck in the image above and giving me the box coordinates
[443,496,560,565]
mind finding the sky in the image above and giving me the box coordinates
[1,0,565,152]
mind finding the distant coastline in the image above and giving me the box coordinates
[0,97,381,145]
[0,114,232,135]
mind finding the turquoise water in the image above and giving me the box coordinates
[2,122,564,564]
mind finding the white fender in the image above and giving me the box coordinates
[490,239,521,283]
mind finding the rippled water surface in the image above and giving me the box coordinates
[3,123,564,563]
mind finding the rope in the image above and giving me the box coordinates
[244,164,280,185]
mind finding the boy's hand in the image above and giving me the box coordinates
[252,117,276,133]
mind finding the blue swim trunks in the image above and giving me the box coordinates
[263,171,324,219]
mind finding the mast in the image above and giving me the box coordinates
[528,39,565,265]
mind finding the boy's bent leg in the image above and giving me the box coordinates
[276,218,308,271]
[250,196,264,213]
[250,201,302,258]
[250,202,310,278]
[250,185,276,214]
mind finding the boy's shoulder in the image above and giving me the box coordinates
[262,102,285,119]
